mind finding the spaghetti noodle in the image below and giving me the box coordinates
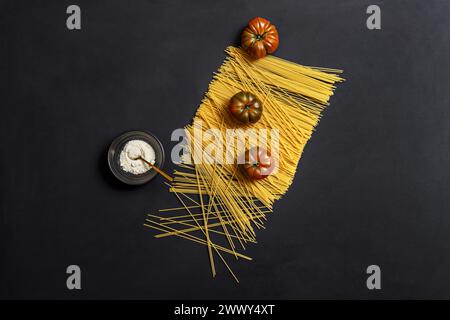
[145,47,344,282]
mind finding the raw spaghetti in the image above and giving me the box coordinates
[144,46,344,282]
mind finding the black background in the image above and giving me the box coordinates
[1,0,450,299]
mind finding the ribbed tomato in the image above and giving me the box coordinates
[241,148,274,180]
[228,91,263,124]
[241,17,279,59]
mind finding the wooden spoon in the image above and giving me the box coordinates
[134,156,173,182]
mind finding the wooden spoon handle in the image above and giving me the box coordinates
[140,157,173,182]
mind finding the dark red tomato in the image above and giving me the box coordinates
[241,148,274,180]
[228,91,263,124]
[241,17,279,59]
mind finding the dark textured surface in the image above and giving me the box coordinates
[1,0,450,299]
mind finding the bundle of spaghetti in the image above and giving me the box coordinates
[145,46,343,281]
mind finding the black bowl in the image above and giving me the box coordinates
[107,130,165,185]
